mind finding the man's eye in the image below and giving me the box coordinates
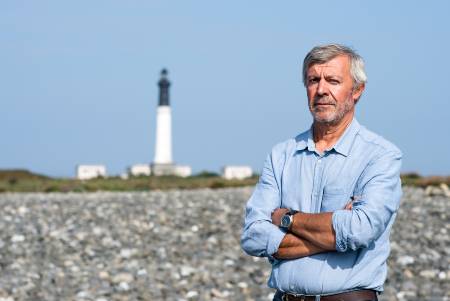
[329,79,340,84]
[308,78,319,84]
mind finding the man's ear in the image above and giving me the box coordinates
[352,83,365,104]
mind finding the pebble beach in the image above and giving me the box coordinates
[0,186,448,301]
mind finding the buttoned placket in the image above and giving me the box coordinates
[311,154,325,213]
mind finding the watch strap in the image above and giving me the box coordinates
[287,209,299,216]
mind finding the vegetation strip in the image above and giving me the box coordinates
[0,170,448,193]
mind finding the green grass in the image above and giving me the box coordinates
[0,172,259,193]
[400,173,450,188]
[0,169,448,193]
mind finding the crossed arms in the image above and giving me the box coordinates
[240,149,402,260]
[270,202,353,259]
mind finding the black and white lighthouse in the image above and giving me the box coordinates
[152,69,173,175]
[153,69,172,165]
[151,69,175,175]
[151,69,191,177]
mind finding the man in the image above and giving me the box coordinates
[241,44,402,301]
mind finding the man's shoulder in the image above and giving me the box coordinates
[357,124,402,157]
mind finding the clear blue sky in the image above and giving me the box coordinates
[1,1,449,177]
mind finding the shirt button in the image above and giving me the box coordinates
[318,159,322,163]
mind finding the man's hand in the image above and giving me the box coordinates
[271,208,290,227]
[344,196,361,210]
[274,233,326,259]
[344,200,354,210]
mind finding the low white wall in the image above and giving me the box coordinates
[76,165,107,180]
[222,166,253,180]
[173,165,192,178]
[128,164,151,177]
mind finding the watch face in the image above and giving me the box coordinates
[281,215,291,228]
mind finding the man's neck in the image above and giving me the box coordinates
[313,113,354,154]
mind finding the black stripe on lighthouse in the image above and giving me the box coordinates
[158,69,170,106]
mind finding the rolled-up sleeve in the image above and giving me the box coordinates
[241,152,286,258]
[332,150,403,252]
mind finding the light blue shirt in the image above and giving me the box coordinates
[241,118,402,295]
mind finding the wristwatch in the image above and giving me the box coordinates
[280,210,298,231]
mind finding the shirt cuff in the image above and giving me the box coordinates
[332,209,351,252]
[266,224,287,259]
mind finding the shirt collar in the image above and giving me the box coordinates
[332,118,361,156]
[295,126,316,152]
[295,118,361,157]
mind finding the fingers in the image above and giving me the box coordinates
[344,202,353,210]
[343,195,362,210]
[271,208,289,226]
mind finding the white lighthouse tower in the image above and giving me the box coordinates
[154,69,173,164]
[152,69,174,175]
[151,69,193,177]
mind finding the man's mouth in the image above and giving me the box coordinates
[314,103,335,107]
[313,97,335,107]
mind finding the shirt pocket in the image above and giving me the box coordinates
[320,187,348,212]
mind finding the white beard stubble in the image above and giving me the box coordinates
[310,96,355,126]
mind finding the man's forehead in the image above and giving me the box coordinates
[307,55,350,75]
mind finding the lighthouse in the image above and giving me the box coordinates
[153,69,173,165]
[151,69,191,177]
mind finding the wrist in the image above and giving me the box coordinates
[290,212,298,231]
[280,210,299,231]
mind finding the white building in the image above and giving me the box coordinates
[222,165,253,180]
[128,164,151,177]
[173,165,192,178]
[76,165,107,180]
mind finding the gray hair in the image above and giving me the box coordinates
[302,44,367,89]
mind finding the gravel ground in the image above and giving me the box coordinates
[0,186,448,301]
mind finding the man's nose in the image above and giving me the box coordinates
[317,79,328,96]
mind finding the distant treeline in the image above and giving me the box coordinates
[399,172,450,188]
[0,169,259,193]
[0,169,448,193]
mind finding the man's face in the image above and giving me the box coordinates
[306,55,364,125]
